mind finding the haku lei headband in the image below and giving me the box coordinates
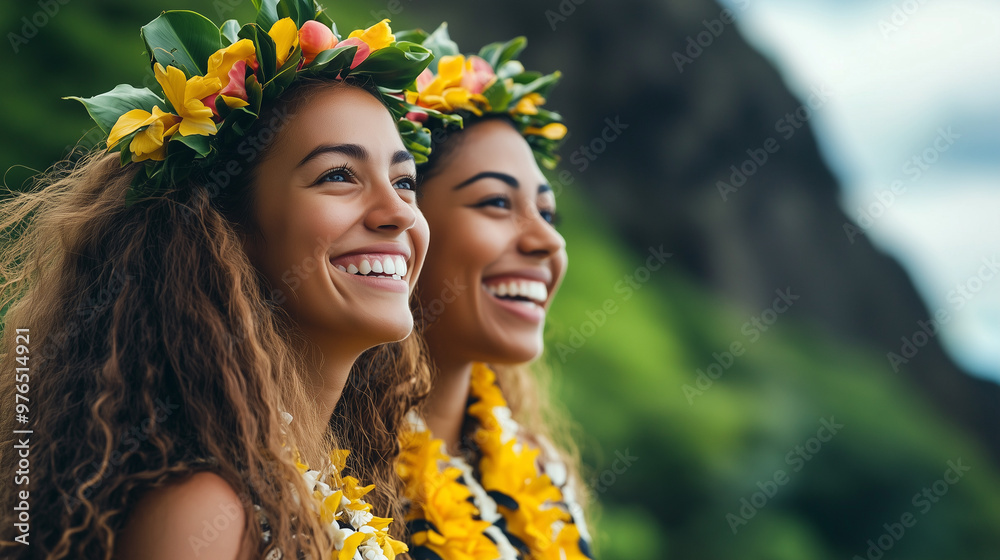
[393,23,568,170]
[67,0,435,205]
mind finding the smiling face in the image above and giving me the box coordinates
[246,84,428,353]
[417,119,567,366]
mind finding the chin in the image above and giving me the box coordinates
[366,316,415,345]
[489,336,544,364]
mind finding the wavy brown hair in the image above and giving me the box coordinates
[0,79,430,559]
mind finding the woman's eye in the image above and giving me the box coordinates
[475,196,512,209]
[394,177,416,191]
[319,167,355,183]
[539,209,561,226]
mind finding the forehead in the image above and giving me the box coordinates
[271,85,402,156]
[440,120,546,184]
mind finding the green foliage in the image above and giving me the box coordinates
[545,189,1000,558]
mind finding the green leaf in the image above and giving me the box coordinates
[64,85,165,134]
[421,23,458,73]
[221,20,241,45]
[512,71,561,101]
[351,42,433,90]
[172,134,212,157]
[277,0,316,27]
[307,43,357,75]
[266,46,301,91]
[496,60,525,81]
[481,79,513,112]
[141,11,222,77]
[393,28,429,45]
[479,36,526,70]
[314,11,340,39]
[255,0,315,29]
[239,24,276,86]
[254,0,280,30]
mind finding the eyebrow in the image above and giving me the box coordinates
[392,150,415,166]
[297,143,369,167]
[452,171,552,195]
[452,171,519,190]
[296,144,414,169]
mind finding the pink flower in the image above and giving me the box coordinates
[416,68,434,92]
[339,37,372,69]
[461,55,496,95]
[201,60,250,118]
[299,20,338,65]
[220,60,249,100]
[405,111,428,123]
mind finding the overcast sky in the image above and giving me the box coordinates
[715,0,1000,381]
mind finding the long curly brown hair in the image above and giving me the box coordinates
[0,79,430,559]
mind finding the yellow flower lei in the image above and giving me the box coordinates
[397,364,591,560]
[279,413,409,560]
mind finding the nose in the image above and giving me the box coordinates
[364,180,417,233]
[517,209,565,257]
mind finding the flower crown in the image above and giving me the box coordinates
[393,23,567,170]
[67,0,434,205]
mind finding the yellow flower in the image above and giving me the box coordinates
[155,63,221,137]
[397,429,501,560]
[348,19,395,51]
[524,122,568,140]
[338,531,367,560]
[107,106,181,162]
[513,92,546,115]
[206,38,257,85]
[407,55,491,116]
[268,17,299,67]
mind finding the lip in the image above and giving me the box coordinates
[328,242,412,293]
[482,268,554,289]
[483,286,546,323]
[331,242,411,263]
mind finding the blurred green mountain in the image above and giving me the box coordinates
[546,189,1000,558]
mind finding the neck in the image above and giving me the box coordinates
[423,354,474,455]
[299,334,363,427]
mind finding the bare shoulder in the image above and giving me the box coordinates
[115,471,250,560]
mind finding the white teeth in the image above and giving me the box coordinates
[335,265,347,272]
[359,260,372,275]
[485,279,548,304]
[392,274,401,280]
[382,257,395,275]
[371,259,383,274]
[347,264,359,275]
[395,256,407,277]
